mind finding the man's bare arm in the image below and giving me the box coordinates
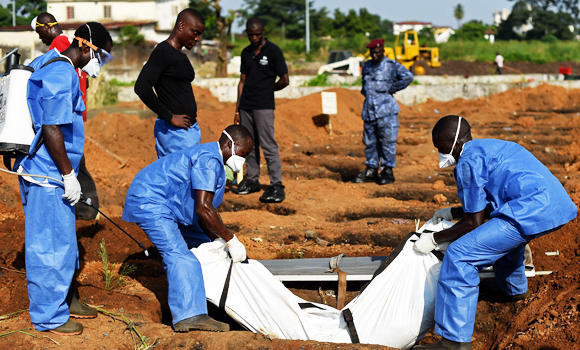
[433,210,486,244]
[274,73,289,91]
[195,189,234,241]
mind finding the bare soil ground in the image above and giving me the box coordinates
[0,84,578,349]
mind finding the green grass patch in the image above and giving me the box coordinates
[233,36,580,64]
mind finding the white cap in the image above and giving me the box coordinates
[30,16,38,30]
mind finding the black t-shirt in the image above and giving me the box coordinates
[134,41,197,122]
[239,40,288,110]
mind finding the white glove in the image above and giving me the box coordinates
[413,232,438,254]
[432,207,453,223]
[62,170,82,206]
[226,235,246,262]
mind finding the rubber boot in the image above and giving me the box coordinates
[66,281,97,319]
[48,319,83,336]
[352,167,378,183]
[413,338,472,350]
[68,294,97,319]
[377,167,395,185]
[173,314,230,332]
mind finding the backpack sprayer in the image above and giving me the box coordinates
[0,49,149,257]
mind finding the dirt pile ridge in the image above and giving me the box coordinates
[0,84,578,349]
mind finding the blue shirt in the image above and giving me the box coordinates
[455,139,577,235]
[361,58,413,121]
[122,142,226,226]
[17,50,85,185]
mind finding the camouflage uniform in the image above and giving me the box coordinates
[361,58,413,169]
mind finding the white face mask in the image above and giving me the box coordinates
[82,51,101,78]
[438,116,462,168]
[80,24,101,78]
[223,130,246,173]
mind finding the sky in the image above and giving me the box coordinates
[221,0,515,30]
[1,0,516,30]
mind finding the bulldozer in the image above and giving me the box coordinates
[318,30,441,77]
[389,30,441,74]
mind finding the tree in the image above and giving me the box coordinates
[0,0,45,27]
[498,0,577,40]
[241,0,308,39]
[418,27,434,42]
[454,4,464,29]
[192,0,236,77]
[190,0,217,38]
[117,25,145,46]
[451,20,489,41]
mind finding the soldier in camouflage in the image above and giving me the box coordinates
[353,38,413,185]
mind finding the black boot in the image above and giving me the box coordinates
[352,167,378,183]
[413,338,472,350]
[260,183,285,203]
[377,167,395,185]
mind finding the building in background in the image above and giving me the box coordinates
[0,0,188,62]
[393,21,432,35]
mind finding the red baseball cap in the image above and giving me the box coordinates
[366,39,384,48]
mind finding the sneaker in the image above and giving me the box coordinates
[68,295,97,319]
[377,167,395,185]
[260,183,285,203]
[173,314,230,332]
[48,320,83,336]
[352,167,378,183]
[234,179,260,195]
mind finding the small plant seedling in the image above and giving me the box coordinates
[99,239,137,291]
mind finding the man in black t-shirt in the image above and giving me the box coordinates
[135,9,204,159]
[234,17,289,203]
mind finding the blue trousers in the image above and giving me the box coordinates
[19,179,77,331]
[154,119,201,159]
[138,217,209,324]
[434,217,548,342]
[363,115,399,169]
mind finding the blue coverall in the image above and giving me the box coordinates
[435,139,577,342]
[361,58,413,169]
[15,50,85,331]
[122,142,226,324]
[154,119,201,159]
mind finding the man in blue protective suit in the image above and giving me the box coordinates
[353,38,413,185]
[15,22,113,335]
[122,124,253,332]
[412,115,577,350]
[134,9,205,158]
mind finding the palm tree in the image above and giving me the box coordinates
[454,3,464,30]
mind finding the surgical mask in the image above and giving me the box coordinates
[438,116,462,168]
[223,130,245,173]
[80,23,105,78]
[82,50,101,78]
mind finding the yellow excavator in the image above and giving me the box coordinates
[318,30,441,77]
[365,30,441,75]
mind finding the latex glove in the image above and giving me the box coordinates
[432,207,453,223]
[414,232,438,254]
[226,235,246,262]
[214,237,226,245]
[62,170,82,206]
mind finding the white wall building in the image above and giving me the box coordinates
[46,0,188,31]
[393,21,432,35]
[0,0,190,62]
